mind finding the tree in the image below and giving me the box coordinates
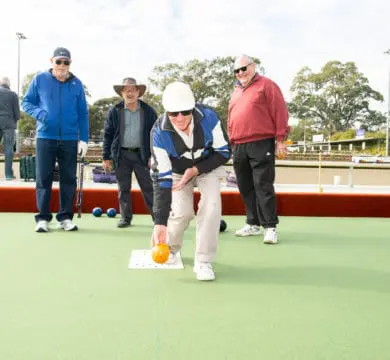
[288,119,317,143]
[88,97,121,139]
[18,72,40,137]
[289,61,386,134]
[147,56,263,127]
[18,112,36,137]
[142,91,163,115]
[83,84,91,99]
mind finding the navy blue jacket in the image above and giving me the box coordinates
[103,100,157,167]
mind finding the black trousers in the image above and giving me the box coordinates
[233,138,278,228]
[115,149,153,222]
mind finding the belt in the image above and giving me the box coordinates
[121,147,140,152]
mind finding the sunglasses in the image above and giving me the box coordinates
[168,110,193,117]
[55,59,71,66]
[234,64,252,74]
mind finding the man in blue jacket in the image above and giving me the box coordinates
[151,82,231,281]
[102,78,157,228]
[22,47,89,233]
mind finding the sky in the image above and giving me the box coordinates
[0,0,389,116]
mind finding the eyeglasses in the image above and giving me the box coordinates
[55,59,71,66]
[122,88,139,94]
[168,110,193,117]
[234,64,252,74]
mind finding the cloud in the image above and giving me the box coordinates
[0,0,389,114]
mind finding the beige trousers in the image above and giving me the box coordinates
[168,166,226,263]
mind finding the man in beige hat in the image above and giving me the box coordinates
[102,77,157,227]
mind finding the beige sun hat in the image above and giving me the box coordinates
[113,77,146,97]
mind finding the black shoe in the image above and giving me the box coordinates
[117,219,131,228]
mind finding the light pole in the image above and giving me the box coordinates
[300,98,310,153]
[385,49,390,157]
[16,32,27,97]
[16,32,27,153]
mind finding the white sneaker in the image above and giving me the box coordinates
[263,227,278,244]
[35,220,49,233]
[57,219,78,231]
[235,224,262,237]
[193,262,215,281]
[165,252,177,265]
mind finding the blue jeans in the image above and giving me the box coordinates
[0,128,15,178]
[35,138,78,223]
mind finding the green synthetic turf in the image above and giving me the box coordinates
[1,214,390,360]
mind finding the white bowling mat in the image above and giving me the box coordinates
[128,249,184,269]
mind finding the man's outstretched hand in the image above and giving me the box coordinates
[151,224,168,246]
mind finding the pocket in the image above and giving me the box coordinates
[213,166,227,179]
[232,144,243,164]
[36,110,48,131]
[250,90,267,105]
[37,109,47,122]
[249,139,275,163]
[37,120,47,133]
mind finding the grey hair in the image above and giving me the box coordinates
[0,76,11,87]
[235,54,254,64]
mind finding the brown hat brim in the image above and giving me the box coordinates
[113,84,146,98]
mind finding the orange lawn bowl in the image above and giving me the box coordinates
[151,243,170,264]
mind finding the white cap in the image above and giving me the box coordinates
[162,81,195,112]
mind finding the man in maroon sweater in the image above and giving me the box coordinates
[228,54,289,244]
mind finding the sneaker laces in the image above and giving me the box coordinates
[166,252,177,265]
[37,220,48,228]
[36,220,49,232]
[198,262,213,273]
[59,219,77,231]
[265,228,276,235]
[264,228,277,241]
[241,224,256,233]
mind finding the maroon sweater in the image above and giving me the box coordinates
[228,74,289,144]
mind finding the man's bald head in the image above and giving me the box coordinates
[234,55,253,70]
[234,54,256,87]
